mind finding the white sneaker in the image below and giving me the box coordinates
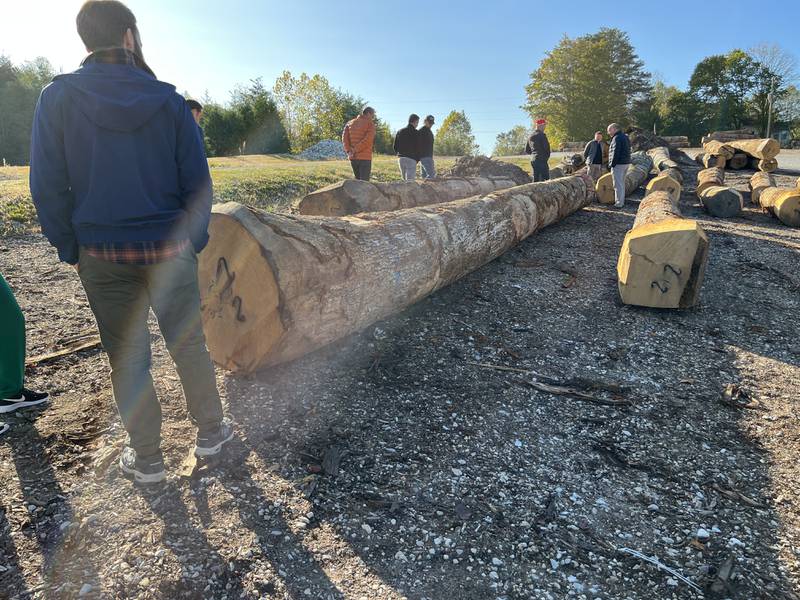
[614,201,625,208]
[0,389,49,413]
[0,422,8,436]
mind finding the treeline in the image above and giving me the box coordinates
[495,30,800,153]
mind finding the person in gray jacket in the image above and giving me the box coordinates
[583,131,604,182]
[607,123,631,207]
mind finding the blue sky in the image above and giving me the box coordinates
[2,0,798,152]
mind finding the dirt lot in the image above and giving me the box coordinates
[1,159,799,599]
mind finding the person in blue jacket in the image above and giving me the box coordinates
[29,0,232,484]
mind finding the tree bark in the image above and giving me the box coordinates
[646,146,678,171]
[749,171,776,205]
[702,141,735,160]
[617,191,709,309]
[696,167,724,195]
[595,152,653,205]
[727,138,780,160]
[757,187,800,227]
[199,174,596,372]
[298,176,519,216]
[695,153,725,169]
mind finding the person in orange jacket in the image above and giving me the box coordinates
[342,106,376,180]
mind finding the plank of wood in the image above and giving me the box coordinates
[26,336,102,366]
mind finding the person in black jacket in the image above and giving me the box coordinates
[607,123,632,207]
[524,119,551,181]
[583,131,605,182]
[418,115,436,179]
[394,114,419,180]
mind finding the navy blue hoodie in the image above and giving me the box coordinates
[30,55,211,264]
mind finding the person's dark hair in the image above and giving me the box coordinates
[76,1,138,51]
[408,114,420,124]
[362,106,375,116]
[186,99,203,112]
[424,115,435,124]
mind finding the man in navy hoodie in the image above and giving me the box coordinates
[30,0,232,484]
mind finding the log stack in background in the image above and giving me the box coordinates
[695,153,726,169]
[645,146,682,202]
[748,157,778,173]
[748,172,800,227]
[298,176,519,216]
[595,151,653,205]
[727,153,749,170]
[695,167,743,217]
[703,141,735,161]
[617,191,709,309]
[661,135,689,149]
[701,128,758,145]
[199,174,596,372]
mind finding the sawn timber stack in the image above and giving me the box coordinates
[199,174,596,373]
[617,191,709,309]
[298,176,519,216]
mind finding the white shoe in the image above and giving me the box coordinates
[0,422,9,436]
[614,201,625,208]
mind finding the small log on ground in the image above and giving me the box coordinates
[749,171,776,205]
[757,187,800,227]
[747,156,778,172]
[617,191,709,309]
[695,153,725,169]
[727,153,749,170]
[727,138,780,160]
[647,146,678,171]
[703,141,735,160]
[299,176,518,216]
[199,174,596,372]
[696,168,742,217]
[595,151,653,205]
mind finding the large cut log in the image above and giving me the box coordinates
[727,138,780,160]
[702,141,735,160]
[595,151,653,205]
[199,174,596,372]
[617,191,709,309]
[757,187,800,227]
[747,156,778,172]
[749,172,776,205]
[298,176,518,216]
[647,146,678,171]
[696,167,742,217]
[727,153,748,170]
[695,152,726,169]
[645,171,681,203]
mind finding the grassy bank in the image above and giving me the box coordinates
[0,154,540,235]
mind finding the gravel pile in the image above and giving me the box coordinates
[297,140,348,160]
[442,155,532,186]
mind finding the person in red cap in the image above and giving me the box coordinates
[525,119,551,181]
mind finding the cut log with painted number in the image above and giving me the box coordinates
[749,172,776,205]
[696,168,742,217]
[757,187,800,227]
[727,138,780,160]
[702,141,735,160]
[617,191,708,309]
[298,176,519,216]
[695,153,725,169]
[595,152,653,205]
[199,174,596,372]
[727,153,748,170]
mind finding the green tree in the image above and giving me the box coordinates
[434,110,478,156]
[523,28,650,147]
[493,125,529,156]
[373,120,394,155]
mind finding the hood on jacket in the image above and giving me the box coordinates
[54,64,176,133]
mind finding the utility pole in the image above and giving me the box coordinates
[766,76,775,139]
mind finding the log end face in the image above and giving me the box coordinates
[645,175,681,203]
[699,186,743,218]
[595,173,615,205]
[199,210,285,373]
[772,191,800,227]
[617,219,707,309]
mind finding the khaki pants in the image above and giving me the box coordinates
[78,245,223,456]
[612,164,629,206]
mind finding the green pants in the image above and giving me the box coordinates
[0,273,25,399]
[78,246,223,457]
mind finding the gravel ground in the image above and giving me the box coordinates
[1,160,799,599]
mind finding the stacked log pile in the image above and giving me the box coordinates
[695,167,743,217]
[617,191,709,309]
[727,153,749,170]
[645,146,682,202]
[748,172,800,227]
[595,151,653,205]
[701,128,758,145]
[660,135,689,148]
[298,176,519,216]
[748,157,778,173]
[199,174,596,372]
[694,153,726,169]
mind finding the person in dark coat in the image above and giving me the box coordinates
[607,123,632,207]
[583,131,605,182]
[394,114,419,180]
[417,115,436,179]
[525,118,551,181]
